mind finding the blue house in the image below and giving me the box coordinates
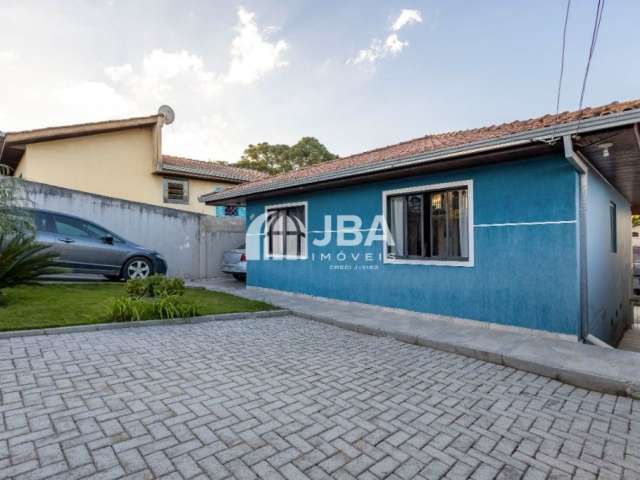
[202,100,640,345]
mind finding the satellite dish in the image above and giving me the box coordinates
[158,105,175,125]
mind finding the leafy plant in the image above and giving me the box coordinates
[0,234,63,303]
[153,295,199,319]
[145,274,166,297]
[104,296,146,322]
[164,277,185,296]
[125,278,147,298]
[125,275,186,298]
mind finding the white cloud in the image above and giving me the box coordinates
[348,9,422,65]
[349,33,409,64]
[104,63,133,83]
[225,7,288,85]
[0,50,17,62]
[52,81,138,121]
[392,9,422,31]
[0,6,290,161]
[105,49,222,101]
[162,114,240,160]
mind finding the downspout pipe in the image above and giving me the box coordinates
[563,135,589,343]
[0,131,7,175]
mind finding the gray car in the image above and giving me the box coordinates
[222,245,246,281]
[32,209,167,280]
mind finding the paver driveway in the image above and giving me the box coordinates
[0,315,639,480]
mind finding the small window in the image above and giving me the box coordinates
[266,204,307,258]
[163,178,189,204]
[386,183,470,263]
[224,206,239,216]
[610,202,617,253]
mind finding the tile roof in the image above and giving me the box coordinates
[204,99,640,200]
[161,155,270,183]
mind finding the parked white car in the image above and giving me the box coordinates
[222,245,246,281]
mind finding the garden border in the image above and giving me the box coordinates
[0,309,290,339]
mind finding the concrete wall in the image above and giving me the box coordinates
[586,167,632,345]
[22,180,244,279]
[15,128,233,215]
[247,155,581,336]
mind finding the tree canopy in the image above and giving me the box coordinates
[236,137,337,175]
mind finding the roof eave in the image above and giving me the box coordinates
[156,167,247,184]
[202,107,640,204]
[4,115,161,146]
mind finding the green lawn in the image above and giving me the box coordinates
[0,284,274,331]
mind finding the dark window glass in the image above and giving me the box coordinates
[407,194,423,257]
[34,212,53,232]
[266,205,306,257]
[387,186,469,261]
[610,202,617,253]
[224,206,239,216]
[163,178,189,204]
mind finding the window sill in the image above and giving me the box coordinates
[384,257,474,267]
[266,255,308,261]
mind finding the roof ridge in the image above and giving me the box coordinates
[202,97,640,201]
[161,154,270,181]
[237,98,640,186]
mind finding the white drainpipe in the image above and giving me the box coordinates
[563,135,589,343]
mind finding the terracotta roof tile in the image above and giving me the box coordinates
[207,99,640,199]
[161,155,269,183]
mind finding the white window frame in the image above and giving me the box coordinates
[382,179,474,267]
[264,201,309,260]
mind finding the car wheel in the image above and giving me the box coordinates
[232,273,246,282]
[123,257,153,280]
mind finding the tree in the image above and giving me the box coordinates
[0,166,33,236]
[0,169,62,304]
[236,137,337,175]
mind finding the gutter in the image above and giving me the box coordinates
[0,131,6,174]
[202,107,640,203]
[563,135,589,343]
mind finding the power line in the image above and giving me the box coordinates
[555,0,572,120]
[577,0,606,132]
[551,0,572,142]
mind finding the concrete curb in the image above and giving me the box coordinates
[0,309,290,339]
[293,310,640,399]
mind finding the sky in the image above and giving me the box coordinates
[1,0,639,163]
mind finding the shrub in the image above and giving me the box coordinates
[104,297,146,322]
[164,277,186,296]
[125,278,147,298]
[145,274,166,297]
[0,234,64,303]
[153,295,199,319]
[125,275,185,298]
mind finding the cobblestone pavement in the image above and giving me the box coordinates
[1,316,639,480]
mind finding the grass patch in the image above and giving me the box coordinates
[0,283,275,331]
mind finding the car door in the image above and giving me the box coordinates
[50,214,127,274]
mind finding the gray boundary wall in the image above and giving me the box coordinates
[20,180,244,279]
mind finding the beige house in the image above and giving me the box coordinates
[0,109,266,215]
